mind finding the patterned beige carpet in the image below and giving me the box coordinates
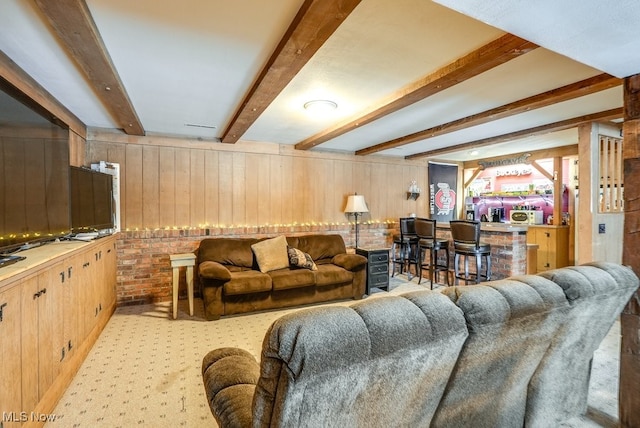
[48,276,620,427]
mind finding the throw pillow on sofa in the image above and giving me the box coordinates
[251,236,290,273]
[287,246,318,271]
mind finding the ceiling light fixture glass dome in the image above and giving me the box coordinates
[303,99,338,114]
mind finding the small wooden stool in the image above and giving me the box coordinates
[170,253,196,319]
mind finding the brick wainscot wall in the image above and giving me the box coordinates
[115,221,397,306]
[115,221,528,307]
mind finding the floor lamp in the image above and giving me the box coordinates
[344,194,369,249]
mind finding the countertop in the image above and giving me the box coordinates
[436,222,569,233]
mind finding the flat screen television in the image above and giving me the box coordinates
[0,133,71,254]
[69,166,114,233]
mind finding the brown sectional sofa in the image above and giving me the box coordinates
[196,234,367,320]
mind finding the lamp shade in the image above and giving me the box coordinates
[344,194,369,213]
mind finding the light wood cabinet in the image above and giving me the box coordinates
[527,226,569,272]
[0,284,22,428]
[21,264,65,414]
[0,236,116,428]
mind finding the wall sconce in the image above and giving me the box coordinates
[344,193,368,249]
[407,180,421,200]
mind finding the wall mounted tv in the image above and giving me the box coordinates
[69,166,114,233]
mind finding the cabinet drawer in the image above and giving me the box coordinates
[370,252,389,264]
[370,263,389,275]
[369,273,389,286]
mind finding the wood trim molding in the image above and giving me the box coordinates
[358,73,620,156]
[221,0,362,144]
[295,34,538,151]
[462,145,578,169]
[34,0,144,136]
[0,51,86,138]
[407,108,623,160]
[530,160,554,181]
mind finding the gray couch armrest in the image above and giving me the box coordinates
[199,261,232,281]
[332,253,368,271]
[202,348,260,428]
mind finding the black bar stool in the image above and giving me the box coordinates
[414,217,450,288]
[450,220,491,284]
[391,217,420,280]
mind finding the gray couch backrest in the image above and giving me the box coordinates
[524,261,639,427]
[252,291,469,427]
[201,263,639,428]
[433,275,570,427]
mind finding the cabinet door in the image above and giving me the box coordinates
[528,228,550,272]
[37,262,65,398]
[21,263,65,411]
[21,274,41,412]
[0,285,22,427]
[537,229,553,271]
[62,254,83,366]
[80,248,97,341]
[103,239,117,311]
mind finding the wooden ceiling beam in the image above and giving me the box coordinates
[295,33,538,150]
[0,50,86,137]
[406,107,623,160]
[34,0,144,135]
[221,0,362,144]
[358,73,621,155]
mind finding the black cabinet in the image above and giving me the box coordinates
[356,248,390,295]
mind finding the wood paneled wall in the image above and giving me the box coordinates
[86,130,430,231]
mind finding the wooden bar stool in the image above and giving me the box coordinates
[415,217,450,288]
[450,220,491,284]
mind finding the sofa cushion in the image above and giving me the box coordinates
[269,268,316,290]
[251,236,290,273]
[314,264,353,286]
[223,271,272,295]
[198,238,260,268]
[295,234,346,262]
[287,246,317,271]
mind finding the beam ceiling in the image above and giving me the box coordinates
[33,0,144,135]
[357,73,621,155]
[407,107,623,160]
[221,0,362,144]
[295,33,538,151]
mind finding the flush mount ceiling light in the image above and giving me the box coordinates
[303,99,338,114]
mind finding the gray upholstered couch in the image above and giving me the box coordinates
[201,262,638,428]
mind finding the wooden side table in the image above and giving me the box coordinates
[169,253,196,319]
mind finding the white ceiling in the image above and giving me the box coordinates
[0,0,634,162]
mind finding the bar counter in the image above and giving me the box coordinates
[436,222,529,280]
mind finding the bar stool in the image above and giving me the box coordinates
[391,217,420,279]
[414,217,450,288]
[450,220,491,284]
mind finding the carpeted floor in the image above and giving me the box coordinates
[47,275,620,427]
